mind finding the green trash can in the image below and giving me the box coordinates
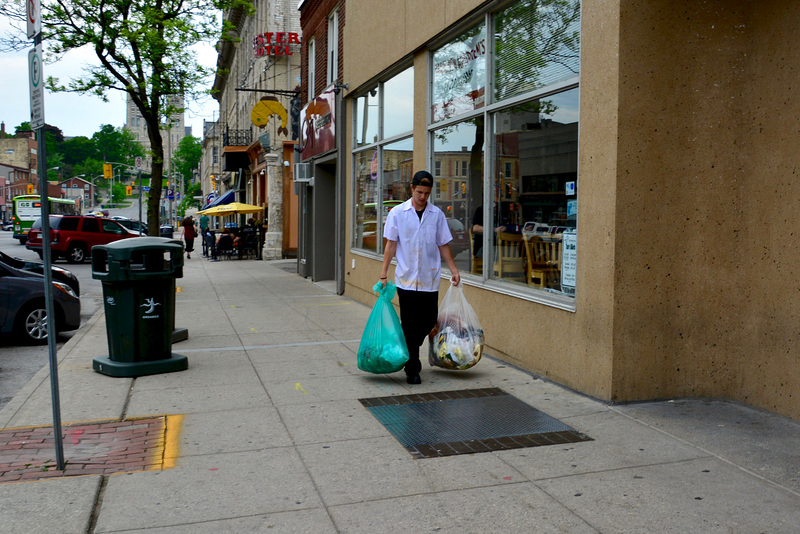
[91,237,188,377]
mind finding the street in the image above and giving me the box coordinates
[0,200,147,410]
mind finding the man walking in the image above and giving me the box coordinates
[380,170,461,384]
[199,213,210,257]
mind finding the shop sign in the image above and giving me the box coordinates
[253,32,300,58]
[300,86,336,160]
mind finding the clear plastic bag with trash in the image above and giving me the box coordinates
[428,284,484,370]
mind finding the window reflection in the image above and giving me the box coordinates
[431,119,484,276]
[353,67,415,253]
[494,0,581,102]
[353,150,378,251]
[355,86,380,148]
[490,87,579,295]
[431,23,487,123]
[383,67,414,139]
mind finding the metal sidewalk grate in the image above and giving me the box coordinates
[359,387,592,459]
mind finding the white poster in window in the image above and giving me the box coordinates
[561,229,577,292]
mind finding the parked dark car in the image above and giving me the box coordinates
[446,218,470,256]
[0,250,80,295]
[0,259,81,344]
[26,215,140,263]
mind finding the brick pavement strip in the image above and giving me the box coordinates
[0,415,182,484]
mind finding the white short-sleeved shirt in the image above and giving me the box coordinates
[383,198,453,292]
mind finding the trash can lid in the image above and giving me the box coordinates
[98,237,181,252]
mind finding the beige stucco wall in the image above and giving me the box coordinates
[342,0,800,420]
[611,1,800,418]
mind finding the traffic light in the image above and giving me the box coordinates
[461,183,466,196]
[126,186,132,195]
[103,163,113,179]
[27,184,34,194]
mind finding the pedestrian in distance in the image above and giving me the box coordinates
[180,216,196,259]
[199,213,210,256]
[380,170,461,385]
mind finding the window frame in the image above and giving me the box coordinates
[351,66,415,255]
[427,3,581,311]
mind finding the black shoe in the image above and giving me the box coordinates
[406,374,421,385]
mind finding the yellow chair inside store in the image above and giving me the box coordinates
[524,236,562,288]
[468,228,483,275]
[493,232,525,281]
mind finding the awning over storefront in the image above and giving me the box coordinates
[205,189,235,209]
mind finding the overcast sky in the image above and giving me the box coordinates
[0,22,219,139]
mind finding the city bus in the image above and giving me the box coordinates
[11,195,80,244]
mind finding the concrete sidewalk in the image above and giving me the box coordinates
[1,257,799,533]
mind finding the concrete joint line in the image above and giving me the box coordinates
[179,339,361,353]
[608,406,800,498]
[87,475,109,533]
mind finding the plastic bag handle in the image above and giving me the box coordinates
[372,280,397,300]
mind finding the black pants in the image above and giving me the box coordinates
[201,229,209,255]
[396,288,439,376]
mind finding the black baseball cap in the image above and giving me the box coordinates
[411,170,433,186]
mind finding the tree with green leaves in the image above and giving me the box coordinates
[1,0,251,235]
[171,135,202,187]
[92,125,144,166]
[171,135,203,212]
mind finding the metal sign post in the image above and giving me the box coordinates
[135,158,144,235]
[29,0,65,471]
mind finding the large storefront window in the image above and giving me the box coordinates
[430,0,580,302]
[352,67,414,253]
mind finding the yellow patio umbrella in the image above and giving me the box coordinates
[196,202,265,216]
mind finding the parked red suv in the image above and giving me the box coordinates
[26,215,139,263]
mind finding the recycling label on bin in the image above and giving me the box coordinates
[140,297,162,319]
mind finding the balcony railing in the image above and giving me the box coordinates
[223,126,252,147]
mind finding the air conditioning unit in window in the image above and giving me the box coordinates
[294,162,312,183]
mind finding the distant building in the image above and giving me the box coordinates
[200,120,221,206]
[124,94,189,176]
[0,124,39,200]
[59,176,95,211]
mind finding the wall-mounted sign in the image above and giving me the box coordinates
[300,86,336,160]
[253,32,300,58]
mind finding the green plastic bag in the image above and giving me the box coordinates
[357,281,409,373]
